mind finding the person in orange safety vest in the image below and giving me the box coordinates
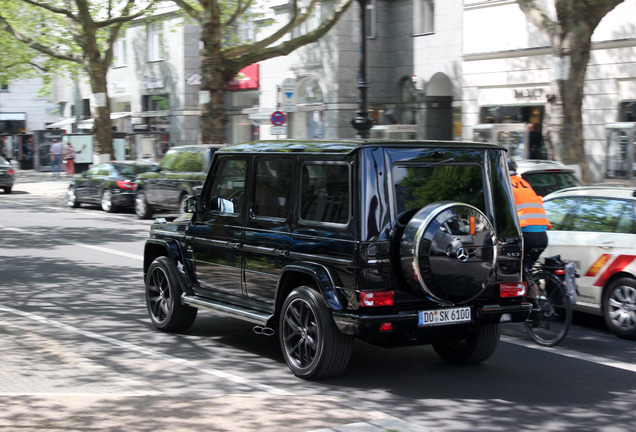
[508,159,551,269]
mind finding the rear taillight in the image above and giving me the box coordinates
[360,291,394,307]
[499,282,526,298]
[116,180,135,190]
[7,169,15,175]
[554,269,566,275]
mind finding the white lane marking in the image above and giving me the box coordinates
[0,224,143,261]
[502,336,636,373]
[0,304,294,396]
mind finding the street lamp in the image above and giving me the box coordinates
[350,0,373,139]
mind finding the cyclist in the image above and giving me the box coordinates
[509,159,551,310]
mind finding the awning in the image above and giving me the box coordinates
[46,117,76,128]
[77,112,131,129]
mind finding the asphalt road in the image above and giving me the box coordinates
[1,173,635,432]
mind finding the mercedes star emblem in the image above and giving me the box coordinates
[456,247,470,263]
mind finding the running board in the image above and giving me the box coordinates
[181,294,272,326]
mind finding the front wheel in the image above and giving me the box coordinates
[524,271,572,346]
[279,286,353,380]
[602,277,636,339]
[67,186,80,208]
[433,323,501,364]
[145,256,197,332]
[3,186,11,194]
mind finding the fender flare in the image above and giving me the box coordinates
[278,262,347,313]
[144,238,195,295]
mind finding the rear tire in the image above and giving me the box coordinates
[145,256,197,332]
[602,277,636,340]
[433,323,501,364]
[101,189,116,213]
[279,286,353,380]
[135,190,153,219]
[3,187,11,194]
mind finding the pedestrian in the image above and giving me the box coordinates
[528,123,543,159]
[49,138,63,177]
[64,142,76,176]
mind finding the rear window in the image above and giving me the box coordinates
[522,172,580,196]
[393,164,486,215]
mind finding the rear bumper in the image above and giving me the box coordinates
[333,302,532,346]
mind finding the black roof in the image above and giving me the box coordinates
[220,139,504,155]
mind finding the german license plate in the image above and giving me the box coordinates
[418,306,472,327]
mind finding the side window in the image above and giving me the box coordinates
[253,158,292,219]
[207,157,247,215]
[300,163,350,224]
[569,198,630,233]
[174,149,204,172]
[544,197,579,230]
[159,149,179,171]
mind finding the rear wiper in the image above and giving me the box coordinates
[423,157,455,167]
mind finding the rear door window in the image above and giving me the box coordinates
[300,163,350,224]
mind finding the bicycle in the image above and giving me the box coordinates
[523,253,576,347]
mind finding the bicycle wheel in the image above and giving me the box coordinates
[524,271,572,346]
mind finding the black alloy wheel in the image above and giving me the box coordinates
[101,189,116,213]
[67,186,80,208]
[145,256,197,332]
[279,286,353,380]
[135,190,153,219]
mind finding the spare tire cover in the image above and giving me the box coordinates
[399,202,496,305]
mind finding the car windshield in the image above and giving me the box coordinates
[393,164,486,215]
[522,172,581,196]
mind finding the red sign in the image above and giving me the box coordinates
[271,111,286,126]
[227,64,259,91]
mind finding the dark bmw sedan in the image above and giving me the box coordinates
[67,161,155,212]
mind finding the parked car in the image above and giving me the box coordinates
[543,186,636,339]
[514,159,582,196]
[142,139,531,380]
[134,144,225,219]
[67,160,156,212]
[0,156,15,193]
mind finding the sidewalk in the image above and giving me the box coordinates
[10,168,71,198]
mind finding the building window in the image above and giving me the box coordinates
[398,77,417,124]
[0,81,8,92]
[414,0,434,35]
[143,94,170,111]
[291,0,321,38]
[366,0,377,39]
[148,21,164,62]
[113,37,127,67]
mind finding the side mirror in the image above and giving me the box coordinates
[184,195,200,214]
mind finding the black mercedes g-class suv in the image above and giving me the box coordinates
[143,140,530,379]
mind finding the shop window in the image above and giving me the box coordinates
[148,21,164,62]
[414,0,434,35]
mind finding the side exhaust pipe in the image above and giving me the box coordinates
[253,325,275,336]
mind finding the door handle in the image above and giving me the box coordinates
[274,247,289,257]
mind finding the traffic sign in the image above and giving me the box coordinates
[271,111,286,126]
[281,78,297,112]
[271,126,287,135]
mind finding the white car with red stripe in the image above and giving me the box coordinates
[542,186,636,339]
